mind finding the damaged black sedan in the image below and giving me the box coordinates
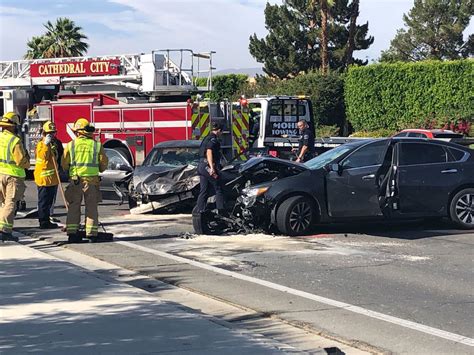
[194,138,474,236]
[129,140,202,214]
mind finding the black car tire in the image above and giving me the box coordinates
[276,195,316,236]
[449,188,474,229]
[192,207,224,235]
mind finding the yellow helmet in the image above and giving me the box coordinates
[73,118,90,131]
[73,118,95,133]
[0,112,20,126]
[43,120,56,133]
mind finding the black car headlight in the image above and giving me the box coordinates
[241,187,269,208]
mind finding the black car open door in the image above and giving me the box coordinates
[378,143,398,216]
[387,141,463,217]
[326,140,392,218]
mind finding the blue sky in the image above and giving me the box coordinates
[0,1,472,69]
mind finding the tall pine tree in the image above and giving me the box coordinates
[381,0,474,62]
[249,0,373,79]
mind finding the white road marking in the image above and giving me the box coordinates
[117,240,474,347]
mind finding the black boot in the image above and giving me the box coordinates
[40,222,59,229]
[1,233,19,242]
[67,234,84,243]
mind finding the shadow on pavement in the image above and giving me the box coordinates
[101,217,190,227]
[0,251,287,354]
[304,218,467,240]
[116,234,179,241]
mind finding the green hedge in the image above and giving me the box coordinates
[349,129,397,138]
[344,60,474,132]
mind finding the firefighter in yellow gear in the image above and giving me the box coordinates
[34,121,62,229]
[62,118,108,243]
[0,112,30,242]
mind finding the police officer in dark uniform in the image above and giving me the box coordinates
[294,119,315,163]
[196,122,224,213]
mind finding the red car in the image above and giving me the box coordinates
[394,129,464,139]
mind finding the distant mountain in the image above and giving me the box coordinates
[214,67,264,77]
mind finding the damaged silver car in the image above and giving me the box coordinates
[128,140,201,214]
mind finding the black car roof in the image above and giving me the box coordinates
[391,137,471,150]
[343,138,382,148]
[347,137,470,151]
[152,140,201,149]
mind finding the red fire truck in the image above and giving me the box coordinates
[0,49,238,166]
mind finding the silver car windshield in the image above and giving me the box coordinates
[304,145,353,170]
[145,148,200,167]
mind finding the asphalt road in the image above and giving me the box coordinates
[14,181,474,354]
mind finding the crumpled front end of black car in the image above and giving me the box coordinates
[193,157,307,234]
[233,186,274,231]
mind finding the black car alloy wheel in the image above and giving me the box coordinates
[450,188,474,229]
[277,195,315,236]
[455,192,474,224]
[289,201,312,233]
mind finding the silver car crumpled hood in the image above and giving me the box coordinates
[132,164,199,196]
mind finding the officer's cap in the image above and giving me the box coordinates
[211,122,224,131]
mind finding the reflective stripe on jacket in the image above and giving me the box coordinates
[0,130,26,178]
[67,137,101,177]
[34,140,59,186]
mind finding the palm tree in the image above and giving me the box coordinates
[24,36,48,59]
[344,0,360,67]
[24,18,89,59]
[319,0,334,74]
[43,18,89,58]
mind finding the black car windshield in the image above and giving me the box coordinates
[144,148,200,167]
[304,144,353,170]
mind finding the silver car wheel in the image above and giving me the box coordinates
[455,193,474,225]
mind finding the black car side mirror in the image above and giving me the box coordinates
[221,164,234,171]
[329,163,342,175]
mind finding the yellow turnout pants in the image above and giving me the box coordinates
[65,179,101,237]
[0,174,26,234]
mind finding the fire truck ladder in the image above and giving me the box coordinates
[0,49,214,95]
[0,54,140,87]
